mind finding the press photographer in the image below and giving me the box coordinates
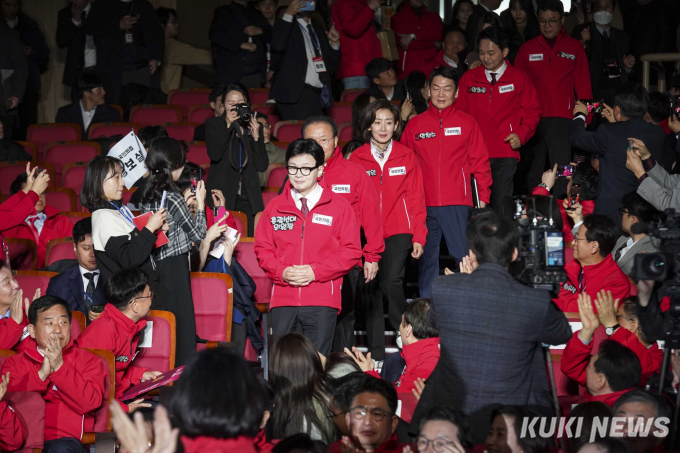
[627,135,680,212]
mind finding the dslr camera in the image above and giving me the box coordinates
[233,103,253,123]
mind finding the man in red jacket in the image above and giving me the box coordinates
[419,28,466,79]
[0,260,40,350]
[401,65,492,298]
[514,0,592,192]
[255,139,362,354]
[0,371,27,451]
[456,26,541,219]
[1,295,107,453]
[0,163,50,234]
[77,268,162,413]
[4,172,73,268]
[391,0,442,79]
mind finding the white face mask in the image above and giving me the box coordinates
[593,11,613,25]
[396,332,403,349]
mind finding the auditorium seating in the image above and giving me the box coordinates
[163,122,200,142]
[262,187,279,208]
[81,348,114,446]
[129,104,182,127]
[230,210,248,237]
[88,122,142,140]
[188,104,213,124]
[60,211,91,226]
[27,123,82,158]
[267,166,288,188]
[62,162,89,208]
[186,141,210,166]
[340,89,364,102]
[273,120,303,142]
[191,272,234,351]
[44,141,100,182]
[4,238,37,270]
[248,88,270,105]
[13,270,57,299]
[1,388,45,451]
[0,161,54,195]
[235,238,272,306]
[45,187,77,212]
[71,311,86,339]
[253,211,263,232]
[328,102,353,124]
[135,310,176,373]
[168,88,211,120]
[45,237,76,266]
[338,122,353,142]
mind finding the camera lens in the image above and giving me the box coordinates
[638,254,667,281]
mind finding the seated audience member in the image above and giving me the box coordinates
[1,295,107,453]
[486,406,550,453]
[415,407,473,453]
[325,372,372,436]
[76,268,162,413]
[610,192,660,276]
[561,294,642,405]
[0,121,31,161]
[0,372,26,451]
[257,112,286,186]
[391,0,443,79]
[0,165,50,233]
[4,173,73,268]
[419,28,467,81]
[552,215,630,313]
[346,298,439,394]
[612,389,671,453]
[364,58,405,102]
[329,376,412,452]
[55,73,121,137]
[342,140,363,160]
[46,218,106,323]
[567,402,613,453]
[0,261,30,349]
[192,85,224,142]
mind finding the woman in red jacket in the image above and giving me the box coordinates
[350,100,427,358]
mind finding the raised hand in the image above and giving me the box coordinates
[577,293,599,342]
[594,290,620,329]
[344,346,374,372]
[43,333,64,373]
[9,289,23,326]
[211,189,226,207]
[327,22,340,45]
[0,372,9,400]
[412,377,425,401]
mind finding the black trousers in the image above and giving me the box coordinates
[490,157,518,219]
[271,306,337,355]
[527,117,572,197]
[276,85,323,121]
[43,438,89,453]
[234,195,256,237]
[332,265,360,353]
[362,234,412,360]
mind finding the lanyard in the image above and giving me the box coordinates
[298,21,321,57]
[108,201,136,228]
[84,291,94,304]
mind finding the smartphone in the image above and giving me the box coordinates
[91,305,106,314]
[544,231,565,267]
[299,0,316,11]
[566,185,581,211]
[579,99,605,114]
[573,154,586,165]
[160,190,167,209]
[670,96,680,120]
[190,168,202,194]
[217,207,227,227]
[556,164,574,177]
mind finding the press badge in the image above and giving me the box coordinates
[124,31,134,44]
[499,84,515,93]
[529,54,543,61]
[445,127,461,136]
[312,214,333,226]
[389,166,406,176]
[313,57,327,73]
[332,184,350,193]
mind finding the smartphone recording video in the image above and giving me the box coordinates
[579,99,605,114]
[556,164,574,177]
[190,168,202,194]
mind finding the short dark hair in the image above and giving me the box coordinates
[361,99,402,143]
[647,91,670,124]
[342,140,364,159]
[139,137,186,204]
[403,298,438,340]
[490,406,551,453]
[102,268,148,310]
[285,139,325,168]
[176,161,201,193]
[155,7,177,27]
[477,26,509,51]
[209,85,225,104]
[567,401,613,452]
[220,83,251,107]
[255,111,269,121]
[614,83,650,120]
[466,211,519,267]
[613,388,672,420]
[137,125,168,147]
[583,438,635,453]
[442,26,466,44]
[594,340,642,392]
[622,191,660,224]
[419,407,473,450]
[77,73,104,99]
[72,217,92,245]
[594,0,617,11]
[302,115,338,139]
[28,295,72,326]
[325,372,373,413]
[537,0,564,17]
[350,376,398,415]
[571,164,599,201]
[365,58,393,82]
[429,65,459,87]
[582,214,620,256]
[81,156,124,211]
[9,172,28,196]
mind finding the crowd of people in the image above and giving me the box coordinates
[2,0,680,452]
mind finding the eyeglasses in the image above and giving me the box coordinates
[573,237,588,242]
[262,123,271,129]
[286,166,318,176]
[538,19,560,26]
[348,406,393,422]
[415,437,457,453]
[618,208,630,216]
[131,292,154,303]
[327,411,347,419]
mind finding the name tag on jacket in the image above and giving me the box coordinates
[499,84,515,93]
[312,214,333,226]
[332,184,350,193]
[445,127,461,136]
[529,54,543,61]
[389,166,406,176]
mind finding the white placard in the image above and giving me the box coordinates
[138,321,153,348]
[107,130,148,189]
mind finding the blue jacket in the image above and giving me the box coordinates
[46,265,107,317]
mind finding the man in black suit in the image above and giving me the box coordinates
[270,0,340,120]
[363,58,405,102]
[464,0,501,47]
[46,218,106,325]
[55,74,121,139]
[569,83,666,225]
[409,212,572,443]
[0,22,27,141]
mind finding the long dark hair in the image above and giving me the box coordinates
[472,12,501,51]
[351,93,375,142]
[502,0,539,42]
[269,333,334,442]
[81,155,124,212]
[451,0,474,29]
[139,137,186,204]
[405,71,429,115]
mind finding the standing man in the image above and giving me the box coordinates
[391,0,442,79]
[401,66,492,298]
[456,27,541,219]
[55,74,121,138]
[515,0,592,193]
[0,21,27,141]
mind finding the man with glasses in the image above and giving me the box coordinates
[515,0,592,194]
[76,268,162,413]
[256,112,286,186]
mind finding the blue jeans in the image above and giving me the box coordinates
[418,205,470,298]
[342,76,371,90]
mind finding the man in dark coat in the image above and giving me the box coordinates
[0,21,27,141]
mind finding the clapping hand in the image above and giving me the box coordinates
[344,346,374,372]
[43,333,64,373]
[594,290,620,329]
[577,293,599,342]
[412,377,426,401]
[9,289,24,326]
[111,401,179,453]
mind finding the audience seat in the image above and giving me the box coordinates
[168,88,211,120]
[266,114,281,133]
[44,141,100,182]
[340,89,364,102]
[235,238,272,306]
[251,103,276,116]
[163,122,200,142]
[122,188,137,206]
[186,141,209,166]
[253,211,263,232]
[248,88,270,105]
[135,310,176,373]
[71,311,86,340]
[328,102,353,124]
[62,162,88,209]
[338,122,353,142]
[264,162,285,186]
[16,141,37,161]
[2,390,45,452]
[27,123,82,158]
[273,120,303,142]
[272,141,289,150]
[88,122,142,140]
[0,161,55,195]
[267,166,288,188]
[230,210,248,237]
[60,211,91,226]
[110,104,124,119]
[80,348,115,446]
[13,270,57,299]
[45,237,76,267]
[262,187,279,209]
[191,272,234,351]
[5,238,37,270]
[187,104,213,124]
[129,104,182,127]
[45,187,77,212]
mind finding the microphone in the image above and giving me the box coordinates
[630,222,649,235]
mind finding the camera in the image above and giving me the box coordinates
[233,103,252,123]
[633,209,680,290]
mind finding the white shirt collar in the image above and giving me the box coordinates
[79,265,99,277]
[595,24,609,36]
[0,309,9,319]
[485,61,507,83]
[291,183,323,212]
[5,17,18,28]
[443,55,458,68]
[83,2,92,13]
[370,139,393,171]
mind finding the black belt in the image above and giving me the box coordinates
[304,83,323,94]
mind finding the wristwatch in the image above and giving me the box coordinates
[605,324,620,336]
[410,33,416,40]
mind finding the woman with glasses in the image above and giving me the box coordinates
[254,139,362,355]
[412,406,473,453]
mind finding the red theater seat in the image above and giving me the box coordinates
[59,211,91,226]
[44,141,100,181]
[135,310,176,373]
[168,88,211,120]
[267,166,288,188]
[88,122,142,140]
[186,141,209,165]
[27,123,82,158]
[191,273,234,351]
[45,237,76,266]
[340,89,364,102]
[235,238,272,306]
[248,88,270,104]
[13,270,57,299]
[329,102,353,124]
[273,120,303,142]
[262,187,279,208]
[62,162,88,209]
[163,122,200,142]
[129,104,182,127]
[44,187,77,212]
[4,238,37,270]
[188,104,213,124]
[230,211,248,237]
[338,122,353,142]
[80,349,114,444]
[0,161,54,195]
[16,141,37,161]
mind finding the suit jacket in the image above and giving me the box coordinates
[0,23,28,116]
[465,4,498,49]
[571,23,630,94]
[637,160,680,211]
[612,235,660,276]
[46,265,106,315]
[410,264,572,443]
[55,102,121,137]
[12,12,49,90]
[56,5,88,86]
[364,80,406,102]
[569,117,666,224]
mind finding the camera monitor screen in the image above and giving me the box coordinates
[545,231,564,268]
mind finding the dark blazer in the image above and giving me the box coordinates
[569,117,667,224]
[55,102,121,137]
[410,264,572,443]
[270,17,340,104]
[572,23,630,94]
[46,265,106,316]
[465,4,498,49]
[56,5,88,87]
[0,23,28,117]
[13,12,49,90]
[364,80,406,102]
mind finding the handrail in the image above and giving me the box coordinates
[640,53,680,92]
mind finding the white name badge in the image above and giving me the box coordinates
[389,166,406,176]
[445,127,461,136]
[529,54,543,61]
[332,184,350,193]
[312,213,333,226]
[499,84,515,93]
[312,56,327,73]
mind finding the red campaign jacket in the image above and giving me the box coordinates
[2,205,74,268]
[419,50,457,79]
[553,255,630,313]
[1,338,107,441]
[254,181,362,312]
[456,62,541,160]
[329,434,413,453]
[182,436,258,453]
[254,429,279,452]
[76,304,148,412]
[349,142,427,245]
[531,186,595,242]
[368,336,440,394]
[0,316,27,350]
[610,328,662,385]
[0,401,27,451]
[331,0,382,79]
[401,102,492,207]
[0,190,39,232]
[514,28,592,119]
[392,2,442,78]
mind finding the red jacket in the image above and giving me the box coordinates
[514,28,592,119]
[349,142,427,245]
[332,0,382,79]
[419,50,458,79]
[456,62,541,160]
[3,205,73,268]
[329,434,413,453]
[553,255,631,313]
[0,190,39,232]
[531,186,595,242]
[401,102,492,207]
[181,436,258,453]
[392,3,442,78]
[0,401,27,451]
[76,304,148,412]
[254,181,362,312]
[0,316,26,350]
[368,336,439,394]
[610,328,662,385]
[1,338,107,441]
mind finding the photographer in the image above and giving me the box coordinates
[626,134,680,212]
[611,192,660,276]
[205,83,268,236]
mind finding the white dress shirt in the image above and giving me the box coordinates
[485,61,507,84]
[79,265,99,294]
[1,309,9,319]
[5,17,18,28]
[291,183,323,212]
[617,237,636,260]
[443,55,458,68]
[72,2,97,69]
[25,212,47,235]
[371,139,393,171]
[81,101,97,132]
